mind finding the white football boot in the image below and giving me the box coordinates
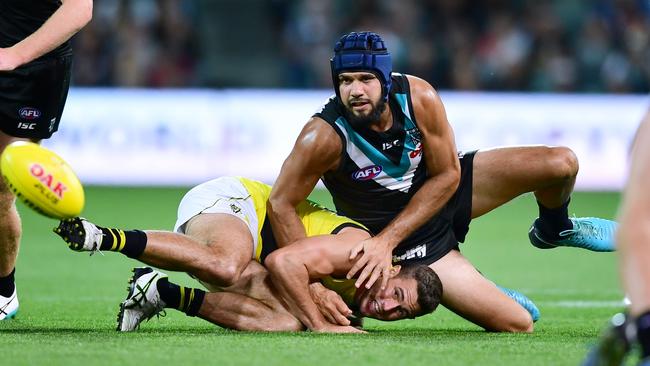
[0,287,18,320]
[54,217,104,254]
[117,267,167,332]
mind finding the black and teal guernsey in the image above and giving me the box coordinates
[0,0,72,60]
[315,73,458,264]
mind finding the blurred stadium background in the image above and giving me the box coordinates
[5,1,650,365]
[40,0,649,190]
[74,0,649,92]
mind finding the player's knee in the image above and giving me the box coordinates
[545,146,579,181]
[500,311,534,333]
[202,259,244,287]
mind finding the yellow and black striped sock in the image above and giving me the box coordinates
[156,278,206,317]
[98,228,147,258]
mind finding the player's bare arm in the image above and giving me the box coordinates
[267,121,352,325]
[265,228,368,333]
[0,0,93,71]
[267,117,342,248]
[348,76,461,289]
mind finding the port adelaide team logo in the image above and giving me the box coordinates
[352,165,383,181]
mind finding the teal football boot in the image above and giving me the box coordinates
[497,286,540,322]
[529,217,617,252]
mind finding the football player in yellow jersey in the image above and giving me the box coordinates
[54,176,442,333]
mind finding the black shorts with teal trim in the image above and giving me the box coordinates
[391,150,476,266]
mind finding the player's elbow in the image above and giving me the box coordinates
[81,0,93,25]
[265,250,293,275]
[70,0,93,28]
[267,315,304,332]
[267,194,294,220]
[439,164,461,194]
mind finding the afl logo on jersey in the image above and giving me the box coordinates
[19,107,42,120]
[352,165,383,181]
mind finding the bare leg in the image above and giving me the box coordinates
[137,213,254,288]
[430,250,533,332]
[580,111,650,364]
[197,261,302,331]
[619,112,650,317]
[471,145,578,218]
[0,133,29,278]
[197,291,302,331]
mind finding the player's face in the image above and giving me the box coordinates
[338,72,385,126]
[355,276,420,321]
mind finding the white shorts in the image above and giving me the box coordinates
[174,176,260,257]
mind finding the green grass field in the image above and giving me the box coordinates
[2,187,623,366]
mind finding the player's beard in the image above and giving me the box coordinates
[341,97,387,130]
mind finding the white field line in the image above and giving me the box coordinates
[538,300,626,308]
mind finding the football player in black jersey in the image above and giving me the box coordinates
[0,0,93,320]
[269,31,617,332]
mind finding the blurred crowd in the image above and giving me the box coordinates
[72,0,650,93]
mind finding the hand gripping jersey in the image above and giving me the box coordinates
[315,73,458,262]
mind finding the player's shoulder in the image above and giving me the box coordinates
[313,94,342,122]
[403,74,438,100]
[399,74,441,117]
[295,115,342,160]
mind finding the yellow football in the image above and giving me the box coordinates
[0,141,84,219]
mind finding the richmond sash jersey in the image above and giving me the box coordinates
[315,73,458,262]
[0,0,72,60]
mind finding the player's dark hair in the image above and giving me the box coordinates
[398,264,443,316]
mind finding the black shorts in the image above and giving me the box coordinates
[0,55,72,139]
[392,150,476,266]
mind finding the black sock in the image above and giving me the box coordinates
[536,199,573,239]
[0,268,15,297]
[156,278,206,317]
[637,311,650,358]
[98,228,147,258]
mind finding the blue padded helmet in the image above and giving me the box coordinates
[330,31,392,102]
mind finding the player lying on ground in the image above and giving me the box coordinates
[268,31,618,332]
[582,109,650,366]
[54,176,444,333]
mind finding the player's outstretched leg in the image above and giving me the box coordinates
[117,267,206,331]
[471,146,616,252]
[497,286,540,322]
[54,217,147,257]
[0,283,18,320]
[117,265,303,332]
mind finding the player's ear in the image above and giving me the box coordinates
[389,265,401,277]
